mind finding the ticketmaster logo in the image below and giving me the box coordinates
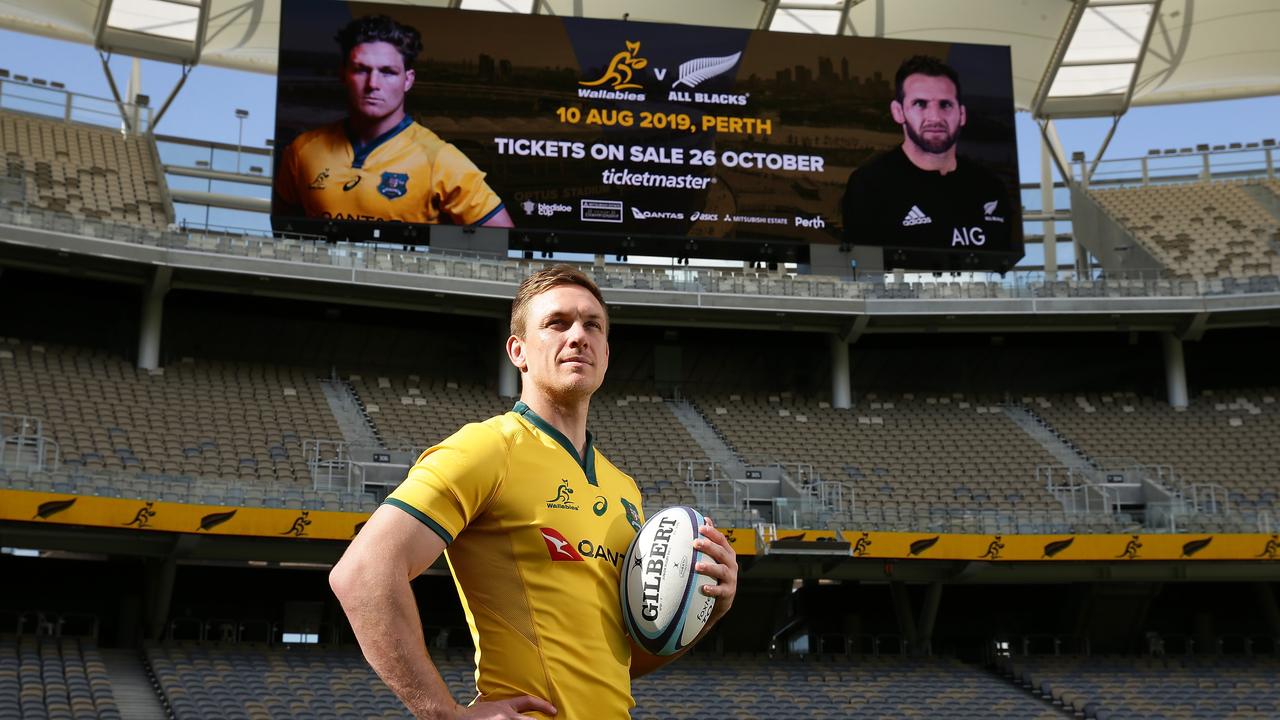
[631,207,685,221]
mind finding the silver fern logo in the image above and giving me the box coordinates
[672,51,742,89]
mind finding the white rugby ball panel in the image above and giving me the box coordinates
[620,505,717,656]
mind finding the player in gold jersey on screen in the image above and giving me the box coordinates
[274,15,513,227]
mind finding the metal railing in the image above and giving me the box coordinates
[5,202,1280,301]
[0,76,152,133]
[0,414,60,472]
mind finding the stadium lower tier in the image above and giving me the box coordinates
[145,645,1065,720]
[0,636,120,720]
[1000,654,1280,720]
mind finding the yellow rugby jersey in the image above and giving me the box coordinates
[276,117,505,225]
[385,402,646,720]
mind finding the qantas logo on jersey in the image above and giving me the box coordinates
[540,528,584,561]
[902,205,932,226]
[540,527,625,566]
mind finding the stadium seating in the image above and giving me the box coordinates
[0,110,169,228]
[1031,390,1280,519]
[144,643,1066,720]
[0,636,121,720]
[0,337,341,491]
[1091,181,1280,281]
[145,643,461,720]
[692,391,1103,531]
[349,374,701,509]
[1000,653,1280,720]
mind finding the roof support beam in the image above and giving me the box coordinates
[1033,0,1088,117]
[758,0,781,31]
[97,50,134,134]
[1037,119,1075,188]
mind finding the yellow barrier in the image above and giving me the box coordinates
[3,490,1277,561]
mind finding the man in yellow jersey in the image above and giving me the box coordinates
[275,15,513,227]
[330,265,737,719]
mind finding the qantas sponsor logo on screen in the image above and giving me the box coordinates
[631,207,685,221]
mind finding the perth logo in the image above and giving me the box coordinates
[540,527,584,561]
[580,40,648,95]
[546,479,579,511]
[123,501,157,529]
[902,205,932,227]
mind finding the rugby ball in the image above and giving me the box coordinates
[620,505,718,656]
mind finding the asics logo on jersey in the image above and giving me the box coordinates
[540,528,584,561]
[902,205,932,226]
[343,176,362,192]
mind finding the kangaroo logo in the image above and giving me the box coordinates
[980,535,1005,559]
[580,40,648,90]
[282,511,312,537]
[1260,534,1279,560]
[123,502,157,529]
[545,480,578,511]
[852,532,872,557]
[1118,535,1142,560]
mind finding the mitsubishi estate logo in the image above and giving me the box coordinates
[580,40,648,91]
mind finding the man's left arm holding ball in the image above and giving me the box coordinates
[629,516,738,679]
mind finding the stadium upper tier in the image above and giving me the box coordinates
[0,337,339,487]
[1,110,169,228]
[1031,390,1280,515]
[1090,180,1280,281]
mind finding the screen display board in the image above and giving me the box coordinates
[273,2,1023,268]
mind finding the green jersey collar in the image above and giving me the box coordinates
[512,401,597,486]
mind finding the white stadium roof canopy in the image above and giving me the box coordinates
[1,0,1277,116]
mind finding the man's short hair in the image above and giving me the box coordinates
[894,55,962,104]
[335,15,424,68]
[510,264,609,337]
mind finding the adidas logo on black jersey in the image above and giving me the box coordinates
[901,205,932,227]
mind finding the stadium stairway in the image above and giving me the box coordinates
[1003,405,1097,473]
[1242,183,1280,224]
[666,398,747,477]
[100,648,168,720]
[319,378,382,449]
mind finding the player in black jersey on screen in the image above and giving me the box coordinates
[841,55,1012,254]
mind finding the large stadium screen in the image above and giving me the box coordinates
[272,2,1023,268]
